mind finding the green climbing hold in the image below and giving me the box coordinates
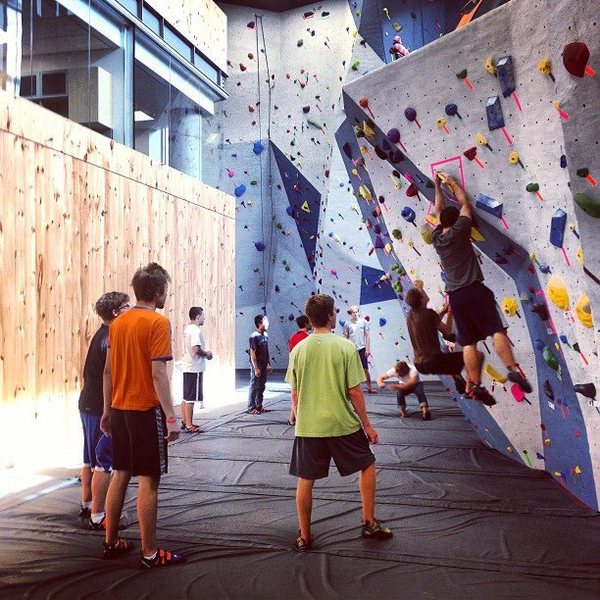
[351,59,360,71]
[525,183,540,192]
[456,69,468,79]
[419,224,434,244]
[574,192,600,218]
[391,229,402,240]
[307,118,324,131]
[543,346,559,371]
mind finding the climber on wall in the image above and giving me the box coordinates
[389,35,409,60]
[432,173,533,405]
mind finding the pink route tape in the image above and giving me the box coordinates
[430,155,466,196]
[501,127,513,146]
[511,91,523,112]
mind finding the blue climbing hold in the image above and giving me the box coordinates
[254,241,266,251]
[253,141,265,154]
[235,184,247,197]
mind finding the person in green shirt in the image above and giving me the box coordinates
[286,294,393,552]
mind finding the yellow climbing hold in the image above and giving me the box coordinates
[384,242,393,254]
[501,297,518,317]
[470,227,485,242]
[358,185,373,201]
[420,224,434,244]
[575,293,593,329]
[576,247,584,265]
[546,275,570,310]
[301,201,310,213]
[484,364,508,384]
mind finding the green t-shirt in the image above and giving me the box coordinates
[285,332,366,437]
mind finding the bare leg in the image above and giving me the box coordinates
[138,475,160,557]
[365,369,376,392]
[359,463,376,524]
[105,470,131,546]
[296,478,314,541]
[81,466,92,505]
[492,331,516,369]
[91,469,111,515]
[182,403,194,428]
[463,344,482,389]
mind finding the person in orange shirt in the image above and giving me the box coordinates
[100,262,184,569]
[286,315,310,425]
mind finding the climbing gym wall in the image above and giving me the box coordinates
[0,90,235,470]
[343,0,600,508]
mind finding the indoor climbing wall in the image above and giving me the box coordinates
[343,0,600,508]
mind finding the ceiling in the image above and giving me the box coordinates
[218,1,319,13]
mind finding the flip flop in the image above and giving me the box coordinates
[184,424,201,433]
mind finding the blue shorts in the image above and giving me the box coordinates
[95,434,113,472]
[80,411,102,469]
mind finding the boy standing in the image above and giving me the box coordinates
[181,307,213,432]
[343,306,376,394]
[248,314,272,414]
[287,315,310,425]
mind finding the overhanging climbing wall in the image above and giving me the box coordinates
[343,0,600,508]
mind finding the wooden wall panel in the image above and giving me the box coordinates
[0,91,235,469]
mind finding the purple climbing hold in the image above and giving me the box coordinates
[254,241,266,251]
[387,128,400,144]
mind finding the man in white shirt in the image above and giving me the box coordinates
[376,361,431,420]
[181,307,212,432]
[343,306,376,394]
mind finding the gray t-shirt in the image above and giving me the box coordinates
[343,318,369,350]
[432,216,483,292]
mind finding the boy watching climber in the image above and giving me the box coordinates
[248,314,272,414]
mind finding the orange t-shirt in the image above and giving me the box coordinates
[108,307,172,411]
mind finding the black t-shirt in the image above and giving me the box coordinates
[249,331,270,365]
[78,324,109,414]
[407,307,442,364]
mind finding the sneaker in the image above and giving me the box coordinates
[180,421,187,431]
[362,519,393,540]
[141,548,186,569]
[466,385,497,407]
[507,370,533,394]
[198,401,205,410]
[103,538,134,560]
[89,515,128,531]
[294,530,313,552]
[79,506,91,519]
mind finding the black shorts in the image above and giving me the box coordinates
[416,352,464,376]
[111,407,168,477]
[289,429,375,480]
[358,347,369,370]
[183,372,204,403]
[448,281,505,346]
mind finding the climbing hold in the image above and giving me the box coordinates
[560,154,567,168]
[576,168,597,186]
[253,141,265,154]
[526,182,544,201]
[406,183,420,200]
[359,185,373,201]
[501,297,520,318]
[475,132,493,152]
[574,293,593,328]
[543,380,554,400]
[307,118,325,131]
[436,117,449,134]
[445,103,462,119]
[254,241,266,251]
[297,39,304,47]
[542,346,559,371]
[574,192,600,217]
[389,149,404,163]
[485,95,505,131]
[531,302,550,321]
[549,209,567,248]
[351,59,360,71]
[574,383,597,400]
[546,276,569,310]
[235,184,247,197]
[302,106,310,114]
[404,107,421,128]
[563,42,595,78]
[419,224,434,244]
[379,318,387,327]
[301,201,310,213]
[538,58,555,81]
[391,229,402,240]
[476,193,503,218]
[401,206,417,226]
[464,148,485,169]
[510,152,525,169]
[485,57,497,76]
[456,68,474,89]
[358,97,375,119]
[496,55,516,98]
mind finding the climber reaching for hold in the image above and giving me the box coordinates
[431,173,533,405]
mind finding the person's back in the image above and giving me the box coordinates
[407,306,443,365]
[110,307,171,410]
[432,215,482,292]
[290,333,362,437]
[79,324,109,415]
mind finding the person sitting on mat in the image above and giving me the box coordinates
[376,361,431,420]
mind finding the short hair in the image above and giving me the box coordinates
[254,314,264,328]
[131,262,171,302]
[296,314,310,329]
[95,291,130,321]
[305,294,334,327]
[395,361,410,376]
[405,288,423,309]
[347,305,359,315]
[439,206,460,228]
[189,306,203,320]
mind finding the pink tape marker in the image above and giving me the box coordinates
[501,127,513,146]
[511,91,523,112]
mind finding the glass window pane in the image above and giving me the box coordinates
[163,22,191,61]
[41,71,66,94]
[116,0,137,17]
[141,4,159,35]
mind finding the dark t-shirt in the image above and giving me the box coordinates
[432,215,483,292]
[79,324,109,415]
[407,307,443,364]
[249,331,270,365]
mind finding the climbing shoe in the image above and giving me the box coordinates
[361,519,393,540]
[466,385,497,407]
[141,548,186,569]
[507,370,533,394]
[103,538,134,560]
